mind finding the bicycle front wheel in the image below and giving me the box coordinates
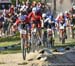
[21,39,26,60]
[23,43,26,60]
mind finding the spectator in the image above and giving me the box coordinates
[0,15,4,37]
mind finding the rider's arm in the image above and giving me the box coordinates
[28,12,32,20]
[44,18,50,23]
[41,19,44,28]
[13,19,21,26]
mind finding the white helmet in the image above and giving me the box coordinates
[65,11,68,14]
[73,5,75,9]
[32,7,37,12]
[59,13,63,16]
[42,13,46,18]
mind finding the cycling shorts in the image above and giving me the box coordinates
[18,23,31,34]
[44,22,51,28]
[30,20,41,28]
[59,23,66,29]
[19,29,27,34]
[59,26,65,29]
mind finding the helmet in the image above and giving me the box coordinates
[73,5,75,9]
[32,7,37,12]
[65,11,68,14]
[48,15,51,19]
[42,13,46,18]
[19,15,27,21]
[59,13,63,16]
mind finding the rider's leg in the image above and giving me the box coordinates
[64,27,67,39]
[59,30,62,41]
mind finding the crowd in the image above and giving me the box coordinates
[0,0,75,42]
[0,1,50,37]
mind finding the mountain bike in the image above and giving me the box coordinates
[30,27,37,52]
[47,28,54,48]
[59,26,66,44]
[72,25,75,39]
[20,24,30,60]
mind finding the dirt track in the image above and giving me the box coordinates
[0,52,45,66]
[0,50,75,66]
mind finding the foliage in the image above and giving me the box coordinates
[0,41,20,47]
[11,0,16,5]
[0,43,21,54]
[30,0,41,2]
[11,0,41,5]
[0,33,20,42]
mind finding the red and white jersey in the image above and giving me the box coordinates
[56,15,63,23]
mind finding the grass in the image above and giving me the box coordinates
[0,32,20,42]
[0,62,6,64]
[54,38,75,47]
[0,50,21,54]
[0,43,21,54]
[0,32,21,54]
[18,62,28,65]
[0,41,20,47]
[0,32,20,47]
[0,32,75,54]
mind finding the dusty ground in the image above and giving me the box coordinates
[0,51,45,66]
[0,49,75,66]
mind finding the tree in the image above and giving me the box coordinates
[59,0,64,4]
[11,0,16,5]
[53,0,56,16]
[11,0,41,5]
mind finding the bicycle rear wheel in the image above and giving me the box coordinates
[61,36,65,44]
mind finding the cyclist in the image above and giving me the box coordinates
[28,7,42,33]
[47,14,56,38]
[9,5,15,15]
[70,14,75,38]
[42,13,55,48]
[28,7,42,50]
[13,11,30,55]
[64,11,72,38]
[57,13,67,42]
[0,14,4,37]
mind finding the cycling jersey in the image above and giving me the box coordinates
[15,15,29,25]
[59,23,66,29]
[44,15,56,29]
[14,14,30,34]
[28,11,42,28]
[28,12,36,22]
